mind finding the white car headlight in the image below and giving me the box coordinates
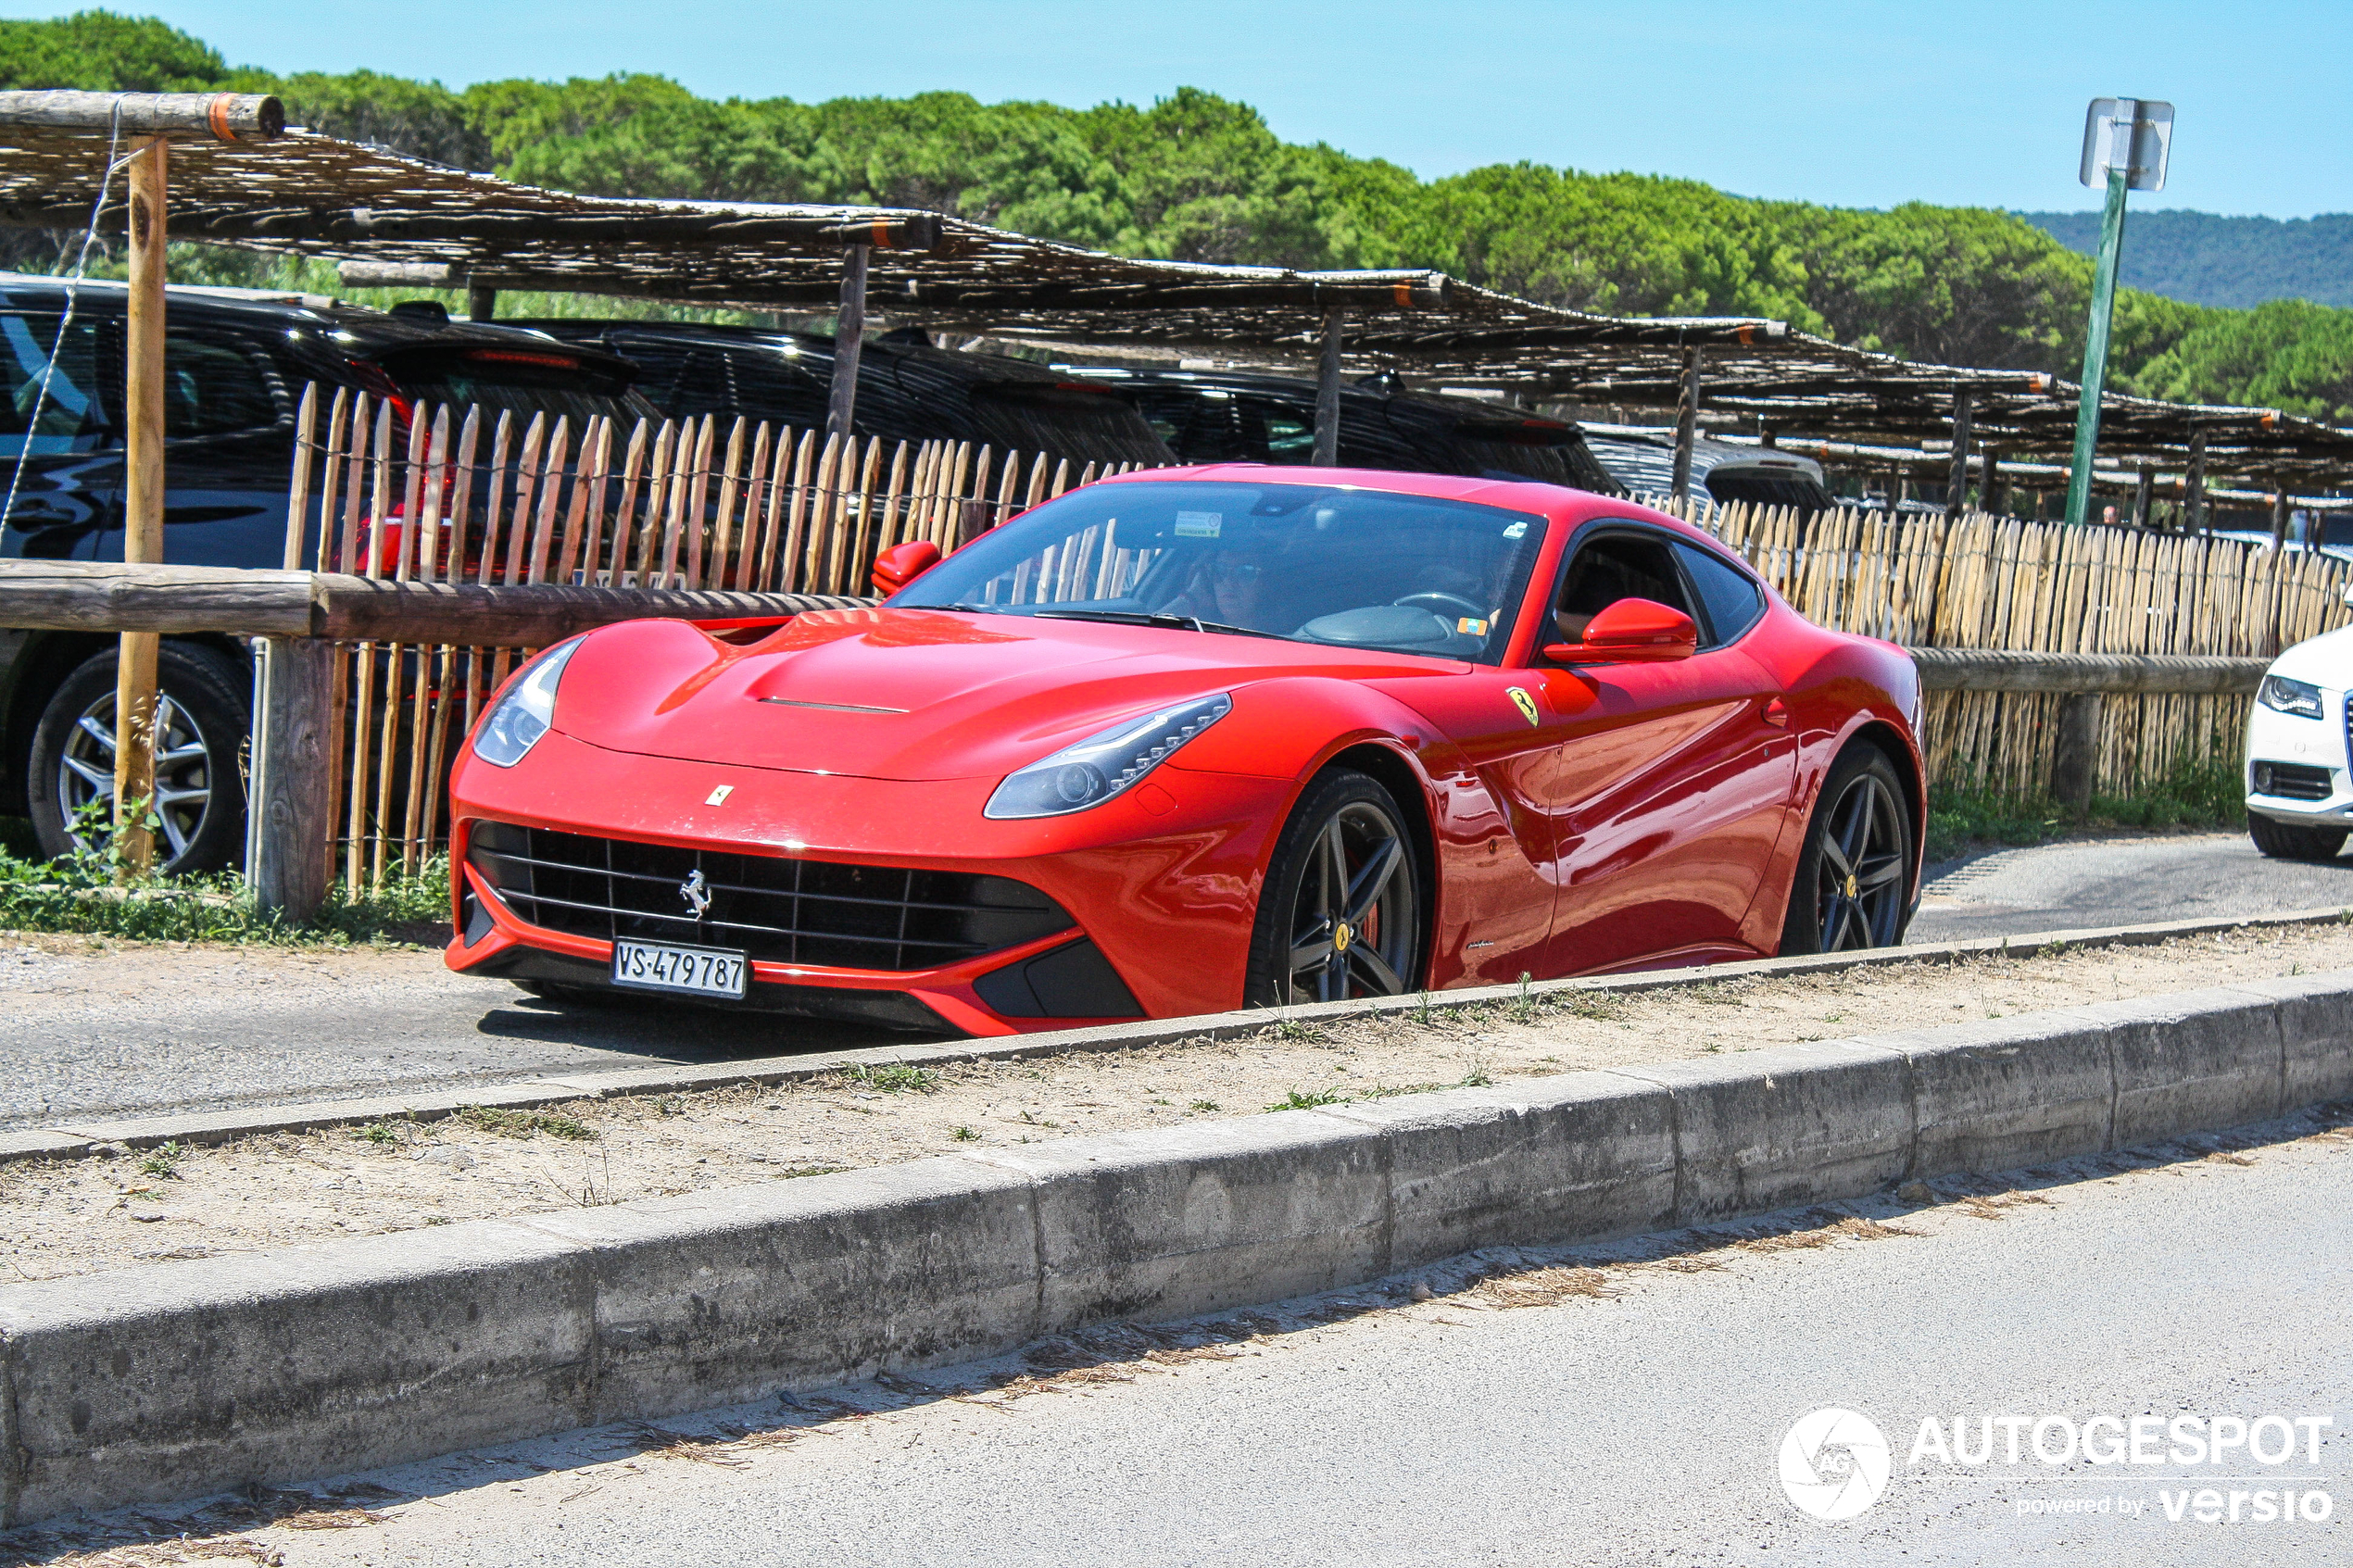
[2258,673,2324,721]
[985,693,1233,820]
[472,637,585,767]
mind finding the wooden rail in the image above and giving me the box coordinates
[1903,647,2269,696]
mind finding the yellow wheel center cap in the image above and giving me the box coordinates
[1334,922,1353,953]
[1844,873,1859,899]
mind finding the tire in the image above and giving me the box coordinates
[2248,814,2347,861]
[1244,768,1425,1007]
[1779,745,1915,956]
[27,642,251,875]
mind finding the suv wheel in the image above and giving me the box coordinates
[28,644,251,875]
[2247,813,2347,862]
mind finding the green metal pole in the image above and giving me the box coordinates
[2065,166,2130,527]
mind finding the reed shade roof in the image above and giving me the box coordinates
[2,107,2350,483]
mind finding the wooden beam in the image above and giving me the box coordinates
[467,284,497,322]
[2186,428,2209,535]
[0,90,283,141]
[116,135,166,877]
[1944,388,1973,516]
[2132,463,2155,530]
[826,244,867,444]
[1314,307,1344,466]
[1669,348,1702,501]
[248,636,337,922]
[1906,646,2267,695]
[2271,475,2292,548]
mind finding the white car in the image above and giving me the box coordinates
[2246,601,2353,861]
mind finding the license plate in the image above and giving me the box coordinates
[610,939,748,998]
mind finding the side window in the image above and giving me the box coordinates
[1673,540,1767,646]
[1552,531,1694,643]
[1242,398,1315,463]
[0,312,107,455]
[162,331,285,438]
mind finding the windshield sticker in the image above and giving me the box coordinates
[1507,687,1540,726]
[1174,511,1223,538]
[1502,521,1529,539]
[1456,617,1490,636]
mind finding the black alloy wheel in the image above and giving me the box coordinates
[1781,746,1913,955]
[1247,769,1424,1007]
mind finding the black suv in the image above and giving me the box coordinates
[510,320,1177,470]
[1056,366,1622,493]
[0,275,659,872]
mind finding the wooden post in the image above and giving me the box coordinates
[2271,476,2292,549]
[1313,307,1344,466]
[2185,428,2208,536]
[1944,389,1973,517]
[2132,463,2155,530]
[2051,692,2103,813]
[1981,447,2004,518]
[249,636,338,922]
[467,284,497,322]
[827,244,868,445]
[1669,348,1703,502]
[115,134,167,876]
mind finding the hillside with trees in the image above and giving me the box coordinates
[6,10,2353,420]
[2020,209,2353,310]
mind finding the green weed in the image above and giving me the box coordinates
[1265,1086,1349,1111]
[846,1063,938,1094]
[457,1105,596,1140]
[950,1125,981,1142]
[136,1141,183,1179]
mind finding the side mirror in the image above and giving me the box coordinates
[1543,596,1699,664]
[871,540,942,597]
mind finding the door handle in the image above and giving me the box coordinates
[1761,696,1790,728]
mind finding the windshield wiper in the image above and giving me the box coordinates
[1033,608,1289,641]
[937,601,1011,615]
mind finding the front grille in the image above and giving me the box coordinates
[2252,760,2334,802]
[467,822,1074,972]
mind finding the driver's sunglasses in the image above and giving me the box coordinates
[1213,558,1264,582]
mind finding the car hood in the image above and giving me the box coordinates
[2270,621,2353,687]
[551,608,1461,781]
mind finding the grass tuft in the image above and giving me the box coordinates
[457,1105,596,1140]
[844,1063,938,1094]
[136,1140,183,1179]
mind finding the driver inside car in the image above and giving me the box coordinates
[1161,539,1279,626]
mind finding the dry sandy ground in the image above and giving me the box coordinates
[15,920,2352,1283]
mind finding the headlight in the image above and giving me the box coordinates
[472,637,585,767]
[985,693,1233,820]
[2258,673,2324,721]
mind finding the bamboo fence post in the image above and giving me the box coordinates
[606,418,649,587]
[283,383,318,571]
[656,418,697,587]
[756,427,796,592]
[524,417,571,585]
[312,387,347,571]
[445,405,480,583]
[779,428,818,593]
[712,416,747,588]
[473,410,514,587]
[500,413,547,586]
[732,421,772,592]
[556,415,604,583]
[394,406,430,582]
[683,416,716,588]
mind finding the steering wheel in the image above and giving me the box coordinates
[1391,591,1487,624]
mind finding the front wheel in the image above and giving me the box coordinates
[1779,746,1914,956]
[2248,814,2347,861]
[1245,769,1425,1007]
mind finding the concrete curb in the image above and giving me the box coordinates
[19,905,2349,1162]
[4,967,2347,1526]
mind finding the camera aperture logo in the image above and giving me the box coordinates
[1780,1408,1894,1521]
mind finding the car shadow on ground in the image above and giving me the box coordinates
[466,985,944,1060]
[17,1101,2346,1566]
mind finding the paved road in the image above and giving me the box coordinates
[1910,830,2353,944]
[102,1112,2346,1567]
[9,829,2345,1132]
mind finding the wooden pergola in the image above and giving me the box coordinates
[4,89,2350,515]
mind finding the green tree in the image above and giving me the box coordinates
[0,9,224,92]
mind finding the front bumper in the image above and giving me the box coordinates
[444,729,1289,1035]
[2245,684,2351,825]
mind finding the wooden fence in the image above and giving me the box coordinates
[279,383,1139,888]
[1647,495,2353,801]
[280,381,2353,888]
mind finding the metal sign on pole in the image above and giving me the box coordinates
[116,132,167,876]
[2065,96,2173,529]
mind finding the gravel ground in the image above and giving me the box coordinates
[17,918,2353,1283]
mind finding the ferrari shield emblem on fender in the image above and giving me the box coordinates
[1506,687,1540,727]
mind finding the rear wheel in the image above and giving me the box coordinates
[1780,746,1914,956]
[2247,814,2347,861]
[1245,769,1424,1007]
[27,643,250,875]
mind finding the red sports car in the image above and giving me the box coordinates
[446,466,1923,1035]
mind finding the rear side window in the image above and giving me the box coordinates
[377,346,657,428]
[0,312,107,454]
[1673,540,1767,646]
[163,331,285,437]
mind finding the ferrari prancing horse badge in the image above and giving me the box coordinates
[1506,687,1540,727]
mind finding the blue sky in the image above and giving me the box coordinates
[14,0,2350,217]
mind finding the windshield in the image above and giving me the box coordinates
[893,479,1548,664]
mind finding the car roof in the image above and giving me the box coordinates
[1063,364,1581,432]
[509,318,1090,389]
[0,271,641,369]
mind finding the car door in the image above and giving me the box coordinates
[91,319,296,569]
[1533,524,1796,973]
[0,306,120,561]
